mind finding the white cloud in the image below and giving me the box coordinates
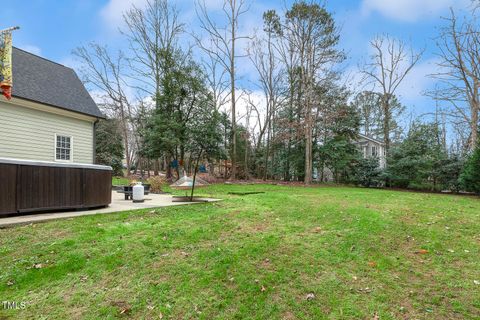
[396,57,439,102]
[197,0,226,11]
[361,0,469,22]
[18,44,42,56]
[100,0,222,31]
[100,0,148,29]
[235,89,267,135]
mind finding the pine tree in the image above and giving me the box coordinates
[461,145,480,193]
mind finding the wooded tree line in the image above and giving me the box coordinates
[79,0,480,193]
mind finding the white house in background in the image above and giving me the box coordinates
[0,47,104,164]
[354,133,386,169]
[316,133,387,182]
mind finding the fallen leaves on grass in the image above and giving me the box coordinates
[120,307,130,314]
[261,285,266,292]
[373,311,379,320]
[474,280,480,285]
[415,249,429,254]
[6,280,15,286]
[112,301,131,315]
[358,287,373,294]
[306,293,315,300]
[368,261,377,268]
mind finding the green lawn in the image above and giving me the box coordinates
[1,185,479,319]
[112,176,130,186]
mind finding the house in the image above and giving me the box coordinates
[0,47,104,163]
[355,133,386,169]
[316,133,386,182]
[0,47,111,216]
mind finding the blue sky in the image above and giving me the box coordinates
[0,0,474,119]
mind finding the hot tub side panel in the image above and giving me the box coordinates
[84,169,112,208]
[0,162,112,216]
[17,166,84,213]
[0,164,17,215]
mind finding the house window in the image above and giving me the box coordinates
[55,135,72,161]
[371,146,378,157]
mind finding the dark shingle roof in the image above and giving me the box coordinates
[9,47,103,118]
[357,133,385,145]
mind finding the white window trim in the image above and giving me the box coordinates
[54,133,74,163]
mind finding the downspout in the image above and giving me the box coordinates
[93,119,99,164]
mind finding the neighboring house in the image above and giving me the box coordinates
[354,133,386,169]
[316,133,386,182]
[0,47,104,163]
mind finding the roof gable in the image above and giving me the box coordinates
[7,47,103,118]
[356,133,385,145]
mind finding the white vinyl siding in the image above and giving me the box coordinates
[0,100,94,164]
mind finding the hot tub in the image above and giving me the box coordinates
[0,158,112,216]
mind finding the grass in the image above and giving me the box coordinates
[1,184,479,319]
[112,176,130,186]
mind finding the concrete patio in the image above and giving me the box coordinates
[0,191,220,228]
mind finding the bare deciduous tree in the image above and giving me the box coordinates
[123,0,184,107]
[429,9,480,151]
[122,0,184,179]
[361,35,423,152]
[74,44,136,174]
[195,0,250,180]
[247,10,284,179]
[200,52,229,111]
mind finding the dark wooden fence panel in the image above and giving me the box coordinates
[0,164,17,215]
[84,169,112,207]
[0,160,112,216]
[17,166,84,212]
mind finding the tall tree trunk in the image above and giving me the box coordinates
[383,95,391,152]
[472,105,478,148]
[123,130,131,177]
[264,116,271,181]
[154,159,159,176]
[304,110,313,185]
[244,138,249,180]
[231,20,237,180]
[245,107,251,180]
[166,155,173,182]
[471,78,479,149]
